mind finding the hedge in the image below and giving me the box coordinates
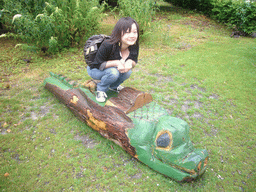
[165,0,256,35]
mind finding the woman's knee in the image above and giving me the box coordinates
[122,70,132,80]
[105,67,120,79]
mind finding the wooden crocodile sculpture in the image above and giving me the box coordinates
[43,72,209,182]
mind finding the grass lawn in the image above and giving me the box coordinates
[1,2,255,191]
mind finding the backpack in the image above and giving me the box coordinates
[83,34,110,67]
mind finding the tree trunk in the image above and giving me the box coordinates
[45,83,152,156]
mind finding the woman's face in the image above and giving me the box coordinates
[121,23,138,47]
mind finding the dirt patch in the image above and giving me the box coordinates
[131,173,142,179]
[101,15,118,25]
[181,15,212,31]
[74,134,98,149]
[28,104,52,121]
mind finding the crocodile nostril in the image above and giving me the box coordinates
[197,161,202,172]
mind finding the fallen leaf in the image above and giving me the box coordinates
[3,122,7,128]
[7,129,11,133]
[14,122,21,127]
[4,173,9,177]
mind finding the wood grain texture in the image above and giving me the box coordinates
[45,83,136,156]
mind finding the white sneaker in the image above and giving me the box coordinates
[116,85,124,92]
[110,85,124,93]
[96,91,107,102]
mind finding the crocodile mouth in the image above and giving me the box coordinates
[155,154,208,178]
[181,157,209,182]
[197,156,208,175]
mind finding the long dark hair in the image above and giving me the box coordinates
[109,17,139,47]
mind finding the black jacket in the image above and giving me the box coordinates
[90,40,139,70]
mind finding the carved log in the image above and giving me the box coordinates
[44,73,209,182]
[45,83,137,156]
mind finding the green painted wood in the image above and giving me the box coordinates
[43,72,209,182]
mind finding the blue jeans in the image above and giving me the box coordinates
[87,66,132,92]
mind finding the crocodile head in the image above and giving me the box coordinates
[127,115,208,182]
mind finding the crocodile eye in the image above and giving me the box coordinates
[156,133,170,148]
[155,131,173,150]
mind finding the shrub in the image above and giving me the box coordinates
[1,0,102,54]
[100,0,118,7]
[0,0,3,8]
[118,0,159,35]
[164,0,256,35]
[165,0,214,14]
[0,0,4,32]
[212,0,256,34]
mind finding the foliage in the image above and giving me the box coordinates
[100,0,118,7]
[118,0,159,34]
[0,0,3,9]
[164,0,256,34]
[1,0,102,54]
[165,0,214,14]
[1,0,45,28]
[212,0,256,34]
[0,0,3,25]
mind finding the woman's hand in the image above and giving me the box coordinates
[116,59,123,72]
[117,61,125,73]
[107,59,135,73]
[124,60,133,70]
[118,59,134,73]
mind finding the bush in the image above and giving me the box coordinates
[164,0,256,35]
[212,0,256,34]
[1,0,102,54]
[0,0,4,31]
[118,0,158,34]
[0,0,3,9]
[165,0,214,14]
[100,0,118,7]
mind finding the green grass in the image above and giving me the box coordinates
[1,2,256,191]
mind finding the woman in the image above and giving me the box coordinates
[87,17,139,102]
